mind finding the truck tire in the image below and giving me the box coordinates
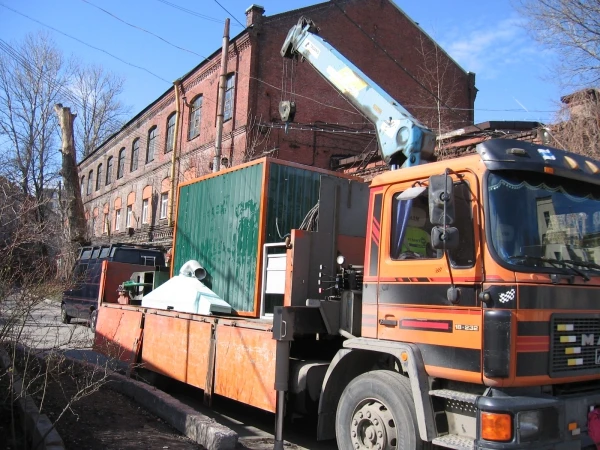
[61,304,71,325]
[336,370,424,450]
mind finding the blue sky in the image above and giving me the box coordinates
[0,0,562,126]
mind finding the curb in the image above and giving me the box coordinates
[106,370,238,450]
[0,348,66,450]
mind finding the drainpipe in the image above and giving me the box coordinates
[214,18,230,173]
[168,79,182,227]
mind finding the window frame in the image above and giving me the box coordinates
[131,139,139,172]
[81,176,85,196]
[96,164,103,191]
[146,126,157,163]
[117,148,125,179]
[188,95,203,140]
[115,209,121,231]
[224,73,235,122]
[388,178,476,269]
[165,112,176,153]
[126,205,133,228]
[160,193,168,219]
[87,171,93,195]
[142,199,149,225]
[106,156,113,185]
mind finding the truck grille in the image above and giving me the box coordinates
[551,315,600,377]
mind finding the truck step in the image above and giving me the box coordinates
[432,434,475,450]
[429,389,478,404]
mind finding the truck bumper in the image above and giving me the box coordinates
[474,389,600,449]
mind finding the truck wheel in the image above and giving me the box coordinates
[336,370,423,450]
[61,304,71,324]
[90,310,98,333]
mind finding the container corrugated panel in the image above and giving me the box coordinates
[174,163,263,313]
[265,163,323,243]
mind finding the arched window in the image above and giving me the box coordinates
[165,112,176,153]
[117,148,125,179]
[131,139,139,172]
[81,176,85,196]
[87,170,93,195]
[188,95,202,140]
[106,156,113,185]
[224,73,235,121]
[146,126,157,163]
[96,164,102,191]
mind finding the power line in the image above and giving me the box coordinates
[213,0,246,28]
[79,0,208,59]
[156,0,243,26]
[0,2,171,84]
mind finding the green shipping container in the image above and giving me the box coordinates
[173,158,350,316]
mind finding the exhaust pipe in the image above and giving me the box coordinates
[179,260,207,281]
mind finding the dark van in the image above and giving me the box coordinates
[61,244,166,331]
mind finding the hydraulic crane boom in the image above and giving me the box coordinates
[281,18,436,168]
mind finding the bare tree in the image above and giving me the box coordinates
[414,35,470,158]
[0,32,69,222]
[71,64,130,159]
[516,0,600,87]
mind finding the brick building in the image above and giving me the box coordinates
[78,0,476,247]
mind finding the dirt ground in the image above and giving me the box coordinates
[2,354,205,450]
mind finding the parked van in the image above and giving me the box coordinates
[61,244,166,331]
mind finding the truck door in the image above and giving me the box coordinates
[376,171,483,382]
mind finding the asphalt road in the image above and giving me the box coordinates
[2,299,338,450]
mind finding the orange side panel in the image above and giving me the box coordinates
[214,324,276,413]
[141,314,191,382]
[93,306,143,364]
[185,320,213,390]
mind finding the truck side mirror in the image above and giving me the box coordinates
[428,174,455,225]
[431,226,459,250]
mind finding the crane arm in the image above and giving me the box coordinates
[281,18,435,168]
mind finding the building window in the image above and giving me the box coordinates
[188,95,202,140]
[224,73,235,121]
[131,139,139,172]
[166,113,176,153]
[91,216,96,236]
[87,171,93,195]
[142,199,149,224]
[146,127,157,163]
[103,213,109,233]
[96,164,102,191]
[160,193,168,219]
[81,176,85,196]
[115,209,121,231]
[117,148,125,179]
[106,156,113,185]
[126,205,133,228]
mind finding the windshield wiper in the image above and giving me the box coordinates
[561,259,600,273]
[507,255,590,281]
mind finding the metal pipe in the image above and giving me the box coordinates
[168,79,182,226]
[214,18,230,173]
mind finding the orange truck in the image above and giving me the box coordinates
[94,18,600,450]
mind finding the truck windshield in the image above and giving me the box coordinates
[487,171,600,273]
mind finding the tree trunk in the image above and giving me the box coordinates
[55,104,87,276]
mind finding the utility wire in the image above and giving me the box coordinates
[156,0,241,26]
[79,0,208,59]
[213,0,246,28]
[0,2,171,83]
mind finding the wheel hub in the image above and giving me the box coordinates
[350,400,397,449]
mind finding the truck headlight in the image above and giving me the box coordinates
[517,409,559,442]
[518,411,541,441]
